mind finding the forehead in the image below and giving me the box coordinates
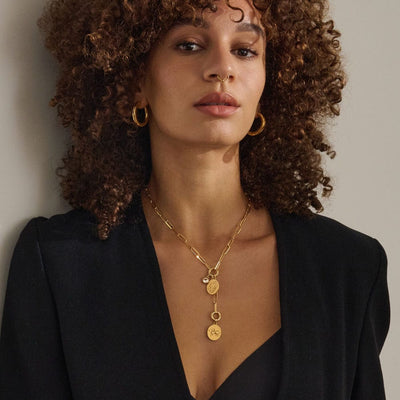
[201,0,262,20]
[170,1,265,36]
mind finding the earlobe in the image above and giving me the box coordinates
[132,77,148,108]
[133,87,147,109]
[134,96,147,109]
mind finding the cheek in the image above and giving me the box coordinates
[240,58,265,99]
[255,70,266,101]
[146,66,184,107]
[144,66,191,133]
[245,74,265,108]
[254,64,266,95]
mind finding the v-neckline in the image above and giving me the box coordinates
[137,201,290,400]
[189,327,282,400]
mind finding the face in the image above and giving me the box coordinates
[136,0,266,148]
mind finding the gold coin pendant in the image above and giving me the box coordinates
[206,279,219,295]
[207,324,222,341]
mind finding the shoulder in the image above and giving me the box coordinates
[273,211,383,258]
[17,205,146,260]
[273,211,375,240]
[21,208,99,243]
[271,211,387,289]
[15,207,147,284]
[26,197,144,243]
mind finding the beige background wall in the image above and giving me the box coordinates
[0,0,399,397]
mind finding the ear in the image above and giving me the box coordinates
[132,74,148,108]
[133,88,148,108]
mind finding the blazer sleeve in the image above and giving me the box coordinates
[0,219,73,399]
[351,239,390,400]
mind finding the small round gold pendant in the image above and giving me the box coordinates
[207,324,222,341]
[206,279,219,295]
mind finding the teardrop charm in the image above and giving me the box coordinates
[207,324,222,341]
[206,279,219,295]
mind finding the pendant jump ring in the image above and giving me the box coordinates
[211,311,222,322]
[209,268,219,277]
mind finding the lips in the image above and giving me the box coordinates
[194,92,239,117]
[195,92,239,107]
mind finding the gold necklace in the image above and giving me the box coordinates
[143,187,251,341]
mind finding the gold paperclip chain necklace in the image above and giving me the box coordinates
[144,187,251,341]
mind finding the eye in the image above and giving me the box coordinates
[176,41,202,52]
[233,48,259,58]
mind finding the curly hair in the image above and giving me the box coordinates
[38,0,345,239]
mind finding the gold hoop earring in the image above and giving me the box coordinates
[247,112,266,136]
[132,105,149,127]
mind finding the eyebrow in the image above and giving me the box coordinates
[236,22,265,39]
[171,18,266,40]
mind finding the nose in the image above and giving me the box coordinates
[202,43,235,84]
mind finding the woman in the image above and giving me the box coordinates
[0,0,390,399]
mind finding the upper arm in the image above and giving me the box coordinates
[0,218,73,399]
[351,239,390,399]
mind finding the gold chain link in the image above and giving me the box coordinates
[143,187,251,341]
[144,187,251,272]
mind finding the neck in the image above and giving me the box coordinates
[142,138,249,244]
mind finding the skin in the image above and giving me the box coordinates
[135,0,268,241]
[137,3,266,149]
[135,2,281,399]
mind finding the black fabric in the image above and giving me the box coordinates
[189,328,282,400]
[0,201,390,400]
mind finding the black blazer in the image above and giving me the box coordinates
[0,202,390,400]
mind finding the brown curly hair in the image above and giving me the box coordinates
[37,0,345,239]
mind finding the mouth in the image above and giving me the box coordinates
[197,102,234,106]
[194,92,239,117]
[195,92,239,107]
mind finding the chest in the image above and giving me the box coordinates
[154,236,281,400]
[53,213,370,400]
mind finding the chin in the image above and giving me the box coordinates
[190,131,244,148]
[153,121,247,149]
[194,122,246,145]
